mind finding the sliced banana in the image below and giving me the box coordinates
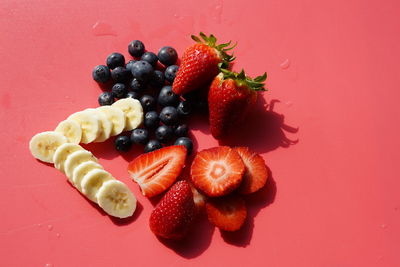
[85,108,112,143]
[97,106,126,136]
[97,180,137,218]
[81,169,114,202]
[29,131,67,163]
[68,110,100,144]
[112,98,143,131]
[53,143,84,173]
[54,119,82,144]
[72,161,104,191]
[64,150,98,180]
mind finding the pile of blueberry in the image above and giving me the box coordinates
[92,40,194,154]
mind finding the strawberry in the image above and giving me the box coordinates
[206,195,247,231]
[149,180,196,240]
[172,32,235,95]
[234,147,269,195]
[208,69,267,139]
[189,182,207,214]
[190,146,245,197]
[127,145,187,197]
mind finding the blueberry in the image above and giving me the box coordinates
[164,65,179,83]
[125,60,137,72]
[159,106,179,126]
[141,52,158,67]
[144,139,162,153]
[157,85,179,107]
[92,65,111,83]
[106,52,125,69]
[128,40,145,57]
[140,95,156,112]
[111,66,131,83]
[149,70,165,89]
[131,60,154,82]
[126,91,140,99]
[158,46,178,66]
[130,78,145,93]
[144,111,159,129]
[115,135,132,152]
[131,128,149,145]
[174,124,188,137]
[111,83,128,98]
[155,125,174,143]
[174,137,193,154]
[98,92,115,106]
[177,100,192,117]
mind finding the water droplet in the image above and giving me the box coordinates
[45,264,53,267]
[285,101,293,107]
[37,223,42,227]
[92,21,117,37]
[280,59,290,70]
[173,14,179,18]
[56,233,61,238]
[47,225,53,231]
[395,206,399,211]
[381,224,387,229]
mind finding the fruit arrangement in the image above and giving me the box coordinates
[29,32,269,242]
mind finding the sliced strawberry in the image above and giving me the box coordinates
[190,146,245,197]
[128,145,187,197]
[189,182,207,214]
[206,195,247,231]
[234,147,268,195]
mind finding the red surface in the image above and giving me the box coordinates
[1,0,400,266]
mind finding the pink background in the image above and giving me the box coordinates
[1,0,399,266]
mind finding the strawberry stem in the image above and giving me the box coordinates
[219,67,267,91]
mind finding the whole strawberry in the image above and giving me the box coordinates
[208,69,267,139]
[149,180,196,240]
[172,32,235,95]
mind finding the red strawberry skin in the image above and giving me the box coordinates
[172,43,221,95]
[234,147,268,195]
[208,74,257,139]
[149,180,196,240]
[128,145,187,197]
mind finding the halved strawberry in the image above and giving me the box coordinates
[128,145,187,197]
[190,146,245,197]
[206,195,247,231]
[234,147,268,195]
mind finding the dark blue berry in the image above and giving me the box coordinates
[141,52,158,67]
[174,137,193,154]
[126,91,140,99]
[128,40,145,57]
[131,61,154,82]
[157,85,179,107]
[155,125,174,143]
[164,65,179,83]
[177,100,192,117]
[159,106,179,126]
[98,92,115,106]
[149,70,165,89]
[115,135,132,152]
[130,78,145,93]
[111,83,128,98]
[92,65,111,83]
[140,95,156,112]
[174,124,188,137]
[111,66,131,83]
[158,46,178,66]
[125,60,137,72]
[144,111,159,129]
[144,139,162,153]
[106,52,125,69]
[131,128,149,145]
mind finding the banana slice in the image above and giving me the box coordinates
[54,119,82,144]
[29,131,67,163]
[97,180,137,218]
[97,106,126,136]
[53,143,84,173]
[64,150,98,180]
[112,98,143,131]
[68,110,100,144]
[85,108,112,143]
[81,169,114,202]
[72,161,103,191]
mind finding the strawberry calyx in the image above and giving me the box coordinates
[191,32,236,67]
[219,68,267,91]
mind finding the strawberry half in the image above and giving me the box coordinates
[149,180,196,240]
[172,32,235,95]
[206,195,247,231]
[234,147,269,195]
[128,145,187,197]
[208,69,267,139]
[190,146,245,197]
